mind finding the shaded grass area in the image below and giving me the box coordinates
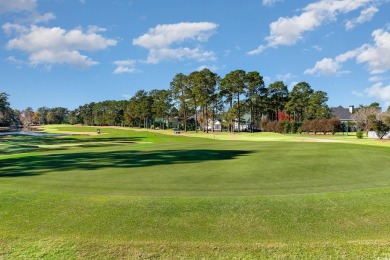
[1,140,390,197]
[0,148,252,178]
[0,134,146,155]
[0,125,204,155]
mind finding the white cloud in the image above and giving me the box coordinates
[31,12,56,23]
[247,45,266,55]
[113,59,139,74]
[345,6,378,30]
[0,0,36,13]
[6,56,25,68]
[369,75,387,82]
[305,47,362,75]
[4,25,117,68]
[87,26,106,34]
[196,64,218,72]
[132,22,218,64]
[288,81,299,91]
[249,0,373,54]
[352,90,365,97]
[335,48,363,63]
[146,47,215,64]
[263,76,272,86]
[356,28,390,74]
[276,72,296,82]
[304,58,346,75]
[2,23,29,35]
[312,45,322,51]
[364,82,390,102]
[133,22,217,49]
[262,0,284,6]
[305,27,390,75]
[0,0,55,24]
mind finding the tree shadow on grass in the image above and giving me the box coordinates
[0,149,253,178]
[0,135,145,155]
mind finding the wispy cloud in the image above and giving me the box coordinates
[0,0,36,13]
[262,0,284,6]
[276,72,297,82]
[352,90,364,97]
[113,59,140,74]
[196,64,218,72]
[249,0,375,55]
[369,75,387,82]
[0,0,55,24]
[305,27,390,76]
[364,82,390,103]
[312,45,322,51]
[345,6,378,30]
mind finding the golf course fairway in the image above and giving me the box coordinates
[1,125,390,258]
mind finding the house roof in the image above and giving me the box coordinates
[331,106,352,121]
[154,116,183,123]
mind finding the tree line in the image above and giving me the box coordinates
[71,69,332,133]
[351,103,390,139]
[0,92,18,127]
[2,68,334,131]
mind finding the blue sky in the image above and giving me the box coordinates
[1,0,390,111]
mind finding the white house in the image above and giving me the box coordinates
[207,119,222,131]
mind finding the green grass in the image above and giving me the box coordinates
[1,125,390,258]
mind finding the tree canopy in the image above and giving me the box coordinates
[3,68,365,133]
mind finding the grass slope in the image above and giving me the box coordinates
[1,125,390,258]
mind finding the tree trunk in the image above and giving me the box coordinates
[184,101,187,132]
[250,104,253,133]
[212,105,215,133]
[206,104,209,133]
[237,93,240,133]
[194,99,198,133]
[229,99,233,132]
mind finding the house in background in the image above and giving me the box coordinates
[233,114,251,132]
[331,105,354,123]
[331,105,356,133]
[207,119,222,131]
[153,116,183,129]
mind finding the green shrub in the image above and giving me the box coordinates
[372,119,390,139]
[283,121,291,134]
[356,131,364,139]
[291,122,296,134]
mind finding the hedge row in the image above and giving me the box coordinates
[262,118,342,135]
